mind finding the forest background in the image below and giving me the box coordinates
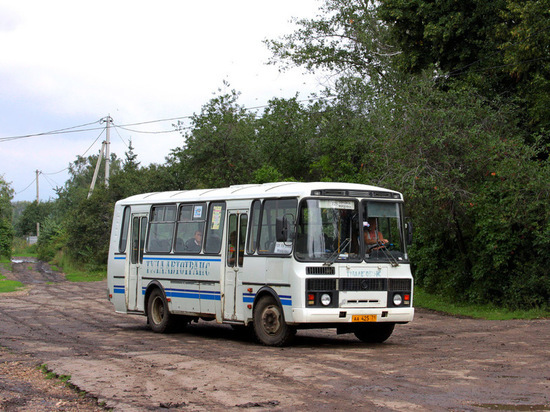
[1,0,549,310]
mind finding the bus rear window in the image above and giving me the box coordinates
[118,206,130,253]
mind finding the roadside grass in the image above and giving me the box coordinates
[38,364,78,391]
[0,274,24,293]
[65,270,106,282]
[53,251,106,282]
[414,287,550,320]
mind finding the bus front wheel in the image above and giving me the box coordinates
[253,296,295,346]
[354,323,395,343]
[147,289,174,333]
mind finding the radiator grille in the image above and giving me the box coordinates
[306,279,337,291]
[389,278,412,291]
[340,278,387,291]
[306,278,411,292]
[306,266,335,275]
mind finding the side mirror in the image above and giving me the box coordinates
[405,219,413,246]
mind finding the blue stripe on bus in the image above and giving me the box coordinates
[279,295,292,306]
[143,257,222,262]
[114,256,126,260]
[165,287,222,301]
[113,285,125,294]
[242,293,292,306]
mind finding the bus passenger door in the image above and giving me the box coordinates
[127,214,147,311]
[223,211,248,321]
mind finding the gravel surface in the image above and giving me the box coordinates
[1,258,549,411]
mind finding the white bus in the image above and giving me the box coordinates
[107,182,414,346]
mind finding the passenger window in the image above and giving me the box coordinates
[147,205,176,253]
[204,202,226,254]
[258,199,297,255]
[174,203,206,253]
[247,200,261,254]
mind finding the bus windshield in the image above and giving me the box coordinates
[295,199,361,262]
[362,200,407,263]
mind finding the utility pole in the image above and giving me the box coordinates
[36,170,40,238]
[88,142,105,198]
[104,115,112,187]
[88,115,113,198]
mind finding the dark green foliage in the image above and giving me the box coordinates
[169,88,259,189]
[0,176,14,259]
[355,76,550,309]
[0,218,13,260]
[65,187,113,266]
[15,201,54,236]
[36,217,66,262]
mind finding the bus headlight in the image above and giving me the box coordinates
[393,293,403,306]
[320,293,331,306]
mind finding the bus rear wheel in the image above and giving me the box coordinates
[147,289,174,333]
[253,296,295,346]
[354,323,395,343]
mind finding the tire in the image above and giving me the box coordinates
[253,295,296,346]
[147,288,174,333]
[354,323,395,343]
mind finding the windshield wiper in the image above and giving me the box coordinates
[371,241,400,267]
[323,238,351,266]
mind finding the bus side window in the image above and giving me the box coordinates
[258,198,297,255]
[118,206,130,253]
[147,205,176,253]
[247,199,261,254]
[174,203,206,254]
[204,202,226,254]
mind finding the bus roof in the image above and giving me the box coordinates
[116,182,403,205]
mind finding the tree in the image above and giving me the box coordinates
[357,76,550,308]
[0,175,14,259]
[265,0,399,85]
[15,201,54,236]
[169,88,259,188]
[65,187,113,267]
[378,0,550,135]
[255,97,316,181]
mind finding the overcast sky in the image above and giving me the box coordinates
[0,0,325,202]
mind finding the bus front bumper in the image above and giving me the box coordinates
[290,307,414,324]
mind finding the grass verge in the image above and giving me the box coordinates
[52,250,106,282]
[414,287,550,320]
[65,270,106,282]
[0,274,24,293]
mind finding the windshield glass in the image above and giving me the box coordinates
[295,199,361,262]
[362,201,407,262]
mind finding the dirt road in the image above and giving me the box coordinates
[1,259,549,411]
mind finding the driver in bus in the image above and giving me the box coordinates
[363,218,388,252]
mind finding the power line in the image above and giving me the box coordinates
[113,124,178,135]
[0,120,103,142]
[15,175,37,196]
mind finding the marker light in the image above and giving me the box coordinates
[321,293,331,306]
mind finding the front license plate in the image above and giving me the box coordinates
[352,315,377,322]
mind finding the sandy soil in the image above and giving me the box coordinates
[0,258,549,411]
